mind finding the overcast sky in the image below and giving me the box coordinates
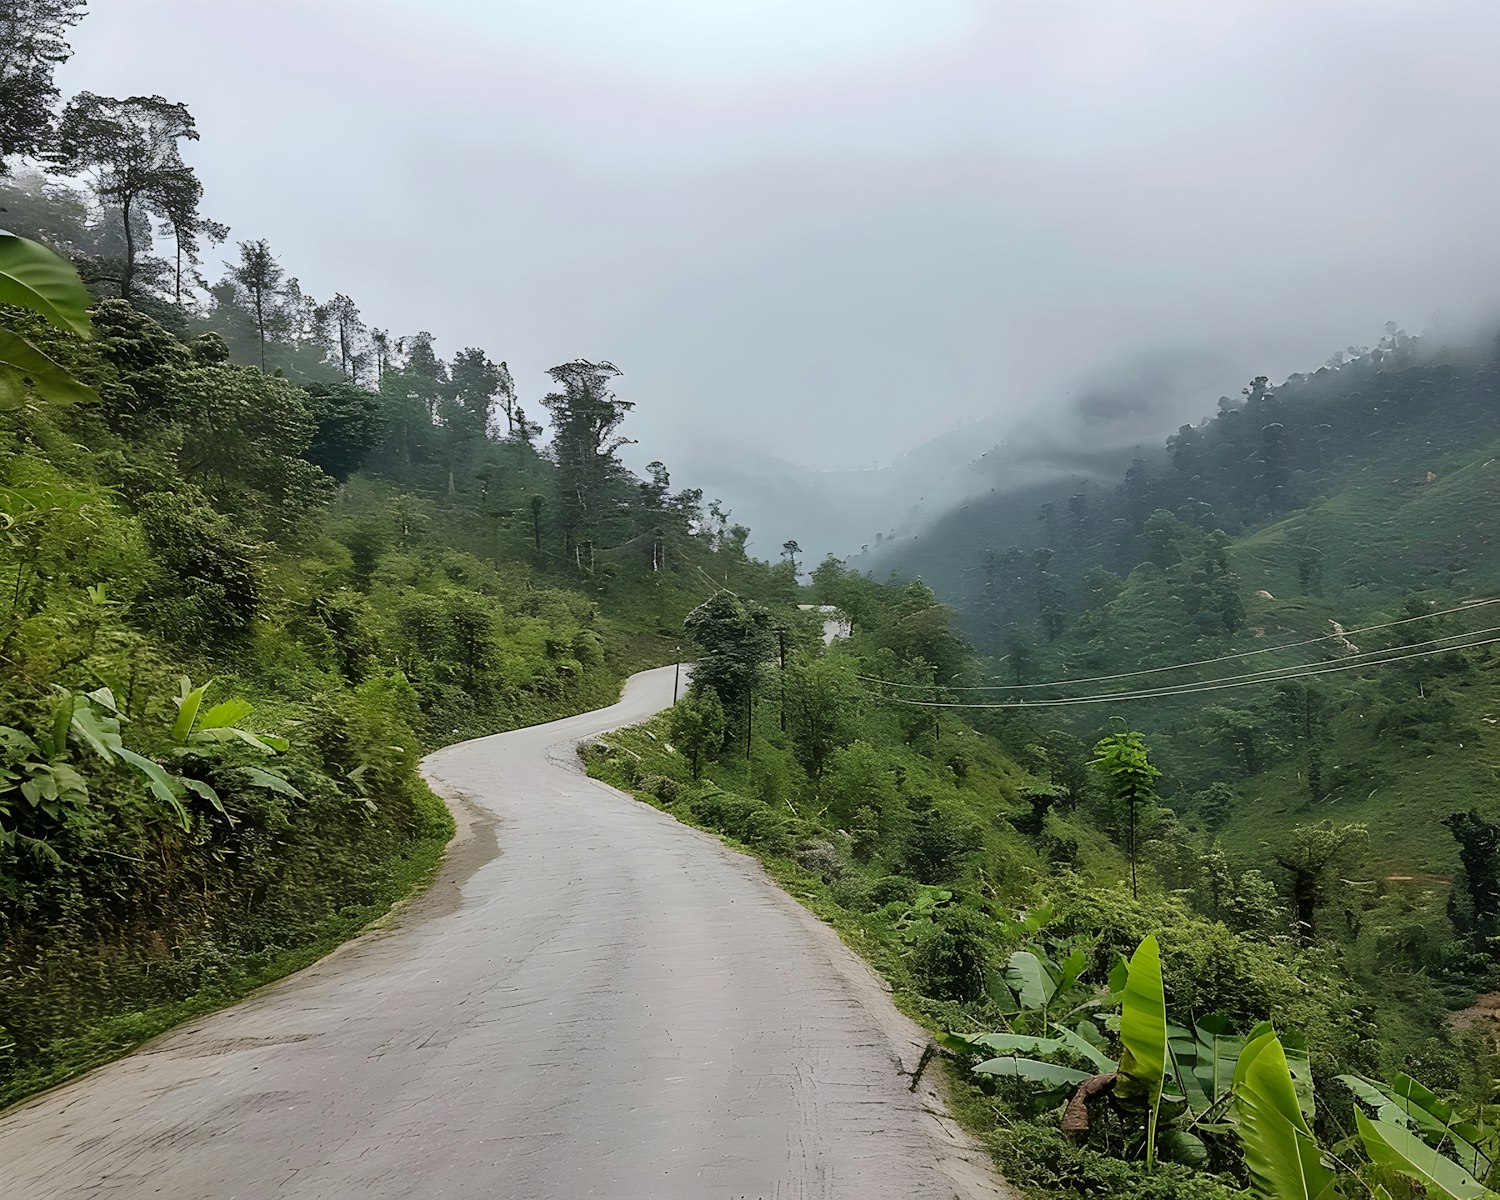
[60,0,1500,482]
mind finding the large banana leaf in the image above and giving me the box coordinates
[1174,1015,1246,1116]
[0,233,93,337]
[1340,1075,1407,1126]
[171,678,209,744]
[965,1033,1066,1056]
[1232,1030,1340,1200]
[114,745,190,828]
[1005,950,1057,1012]
[973,1055,1092,1087]
[0,328,98,409]
[1051,1021,1117,1072]
[240,766,304,801]
[1116,934,1168,1166]
[1343,1073,1496,1183]
[1355,1110,1494,1200]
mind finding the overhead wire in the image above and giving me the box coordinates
[855,595,1500,691]
[855,620,1500,700]
[860,631,1500,709]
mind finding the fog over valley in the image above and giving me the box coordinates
[56,0,1500,556]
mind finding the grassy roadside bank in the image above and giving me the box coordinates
[0,662,652,1114]
[0,784,454,1112]
[583,715,1241,1200]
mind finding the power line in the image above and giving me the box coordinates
[861,631,1500,710]
[856,620,1500,701]
[859,595,1500,691]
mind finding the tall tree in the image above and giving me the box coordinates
[1091,729,1161,899]
[154,165,226,305]
[783,652,861,787]
[1273,822,1366,945]
[449,347,503,442]
[683,592,774,742]
[228,239,283,369]
[322,293,367,381]
[369,327,392,385]
[539,359,635,562]
[1443,809,1500,952]
[495,359,518,436]
[669,690,725,780]
[0,0,87,173]
[52,92,200,299]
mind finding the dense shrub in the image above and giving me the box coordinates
[910,906,994,1002]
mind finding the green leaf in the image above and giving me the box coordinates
[973,1056,1092,1087]
[85,685,120,714]
[189,726,287,753]
[47,761,88,802]
[1379,1075,1495,1181]
[1161,1128,1210,1168]
[240,765,304,801]
[1232,1030,1339,1200]
[1051,1021,1118,1072]
[1005,950,1057,1011]
[171,681,208,744]
[1340,1075,1411,1128]
[937,1031,985,1055]
[197,697,253,730]
[967,1033,1065,1056]
[1117,934,1169,1166]
[46,694,74,761]
[0,328,98,409]
[1107,953,1130,996]
[1057,947,1088,994]
[1355,1110,1493,1200]
[0,233,93,337]
[114,746,189,828]
[181,776,225,814]
[69,704,120,763]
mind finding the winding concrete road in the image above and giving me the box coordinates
[0,666,1006,1199]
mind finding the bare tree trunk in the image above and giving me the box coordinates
[121,195,135,300]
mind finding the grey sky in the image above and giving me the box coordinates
[61,0,1500,496]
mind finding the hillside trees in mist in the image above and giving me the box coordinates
[51,92,202,302]
[0,0,87,169]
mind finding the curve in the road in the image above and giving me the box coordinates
[0,664,1008,1199]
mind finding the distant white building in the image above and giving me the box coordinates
[798,604,851,644]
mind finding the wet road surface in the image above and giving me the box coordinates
[0,665,1007,1199]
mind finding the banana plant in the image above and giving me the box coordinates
[1116,934,1169,1169]
[164,678,301,815]
[1231,1028,1341,1200]
[170,676,289,754]
[942,938,1139,1119]
[64,686,191,826]
[0,231,98,410]
[1340,1072,1498,1197]
[946,934,1259,1170]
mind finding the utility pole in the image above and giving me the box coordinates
[673,648,681,704]
[745,683,753,761]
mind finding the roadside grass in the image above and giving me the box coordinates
[581,716,1212,1199]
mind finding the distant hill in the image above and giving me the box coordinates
[867,327,1500,893]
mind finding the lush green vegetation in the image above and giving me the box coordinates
[7,8,1500,1199]
[0,4,796,1109]
[590,539,1499,1195]
[872,328,1500,1011]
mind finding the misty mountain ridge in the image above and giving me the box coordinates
[706,347,1241,564]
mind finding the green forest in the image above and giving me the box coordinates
[4,5,1500,1200]
[0,1,794,1109]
